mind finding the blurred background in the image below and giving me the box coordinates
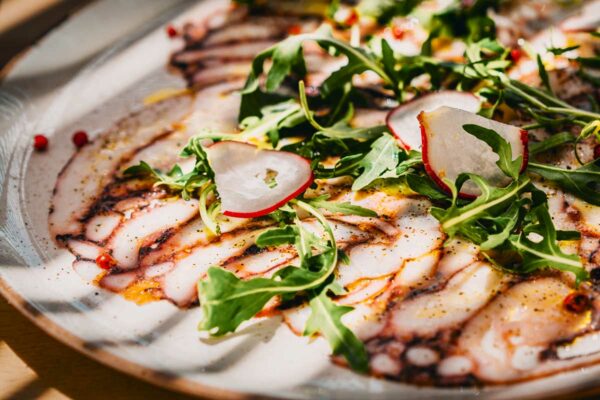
[0,0,92,71]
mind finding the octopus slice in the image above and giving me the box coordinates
[85,212,122,243]
[161,229,261,306]
[106,198,198,269]
[388,262,510,340]
[49,95,194,239]
[173,40,279,64]
[139,215,252,267]
[336,198,443,287]
[458,276,594,383]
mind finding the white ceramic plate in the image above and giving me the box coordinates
[1,1,599,398]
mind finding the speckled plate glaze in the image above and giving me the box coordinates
[1,1,599,398]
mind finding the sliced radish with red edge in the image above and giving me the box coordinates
[206,141,313,218]
[386,91,480,151]
[419,106,528,197]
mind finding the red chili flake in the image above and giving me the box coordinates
[72,130,89,148]
[33,134,48,151]
[287,24,302,35]
[96,253,115,270]
[594,144,600,159]
[391,25,405,40]
[563,292,591,313]
[344,9,359,26]
[510,48,522,63]
[166,24,178,38]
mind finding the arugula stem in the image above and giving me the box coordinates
[199,184,220,235]
[441,178,530,231]
[510,239,583,268]
[504,81,550,110]
[509,80,572,109]
[242,104,302,139]
[296,200,337,256]
[505,79,600,120]
[299,80,330,132]
[546,107,600,120]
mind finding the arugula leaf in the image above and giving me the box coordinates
[431,174,530,244]
[528,160,600,206]
[422,0,498,55]
[241,27,394,118]
[123,161,206,198]
[298,81,386,140]
[266,35,306,92]
[307,195,378,217]
[314,153,365,179]
[295,219,330,264]
[509,204,587,283]
[255,225,297,247]
[478,200,523,250]
[198,200,338,335]
[195,101,304,145]
[547,45,580,56]
[396,150,423,175]
[124,136,214,200]
[556,230,581,241]
[198,263,333,335]
[578,56,600,70]
[577,119,600,143]
[406,172,451,202]
[123,160,163,181]
[428,172,587,281]
[529,132,574,155]
[239,101,304,143]
[462,124,523,179]
[305,283,369,372]
[352,133,404,191]
[537,54,553,94]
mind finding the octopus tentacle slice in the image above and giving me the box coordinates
[50,95,194,239]
[388,262,511,340]
[458,277,595,383]
[106,198,199,270]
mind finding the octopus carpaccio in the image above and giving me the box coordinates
[49,0,600,387]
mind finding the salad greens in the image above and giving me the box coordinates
[125,0,600,372]
[198,199,371,371]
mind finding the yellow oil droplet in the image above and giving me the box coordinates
[247,137,272,149]
[171,121,186,131]
[431,37,453,53]
[496,103,517,123]
[143,88,191,105]
[122,280,162,305]
[93,270,107,286]
[378,180,414,196]
[202,224,218,241]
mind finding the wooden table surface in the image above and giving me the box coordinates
[0,296,203,400]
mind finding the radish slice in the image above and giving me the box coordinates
[386,91,480,151]
[206,141,313,218]
[419,107,528,197]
